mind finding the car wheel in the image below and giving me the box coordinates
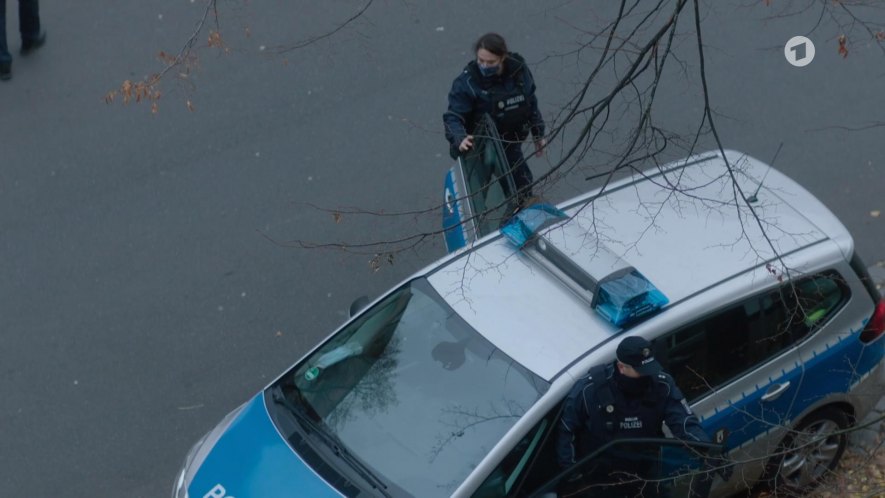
[766,407,849,495]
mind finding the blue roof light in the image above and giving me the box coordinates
[593,269,669,327]
[500,204,568,247]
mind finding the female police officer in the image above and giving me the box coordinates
[443,33,546,199]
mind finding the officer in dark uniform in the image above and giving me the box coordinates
[556,336,711,496]
[443,32,546,199]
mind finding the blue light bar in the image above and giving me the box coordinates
[505,204,668,327]
[500,204,568,247]
[593,269,669,327]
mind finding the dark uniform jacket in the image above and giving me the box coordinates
[556,362,710,469]
[443,52,545,157]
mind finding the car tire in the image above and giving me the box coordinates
[764,407,849,496]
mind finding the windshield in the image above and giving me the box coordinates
[271,278,548,497]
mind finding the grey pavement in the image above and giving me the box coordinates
[1,2,883,497]
[849,396,885,456]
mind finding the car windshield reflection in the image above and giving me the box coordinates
[272,278,549,497]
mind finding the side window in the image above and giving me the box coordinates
[794,272,847,329]
[472,411,560,498]
[654,271,849,402]
[462,136,516,235]
[459,116,517,236]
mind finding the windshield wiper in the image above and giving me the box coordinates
[271,386,391,498]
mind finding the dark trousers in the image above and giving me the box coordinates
[0,0,41,64]
[502,139,534,198]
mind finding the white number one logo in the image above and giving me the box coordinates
[785,36,815,67]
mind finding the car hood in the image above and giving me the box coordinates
[189,394,344,498]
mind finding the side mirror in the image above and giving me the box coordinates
[349,296,370,317]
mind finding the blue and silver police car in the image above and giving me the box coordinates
[173,136,885,497]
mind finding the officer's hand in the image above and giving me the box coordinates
[533,137,546,157]
[459,135,474,152]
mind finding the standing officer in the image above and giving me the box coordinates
[556,336,710,470]
[443,32,546,199]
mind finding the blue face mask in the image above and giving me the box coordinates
[479,64,499,77]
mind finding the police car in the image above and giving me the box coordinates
[173,126,885,497]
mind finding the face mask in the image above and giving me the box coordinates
[479,64,499,77]
[615,369,651,396]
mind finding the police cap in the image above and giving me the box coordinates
[616,336,662,376]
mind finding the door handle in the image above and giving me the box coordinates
[761,381,791,402]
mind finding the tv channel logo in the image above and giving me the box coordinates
[785,36,815,67]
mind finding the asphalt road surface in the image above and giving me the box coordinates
[1,2,882,497]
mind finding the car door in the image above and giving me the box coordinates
[526,438,725,498]
[442,114,519,253]
[652,284,816,495]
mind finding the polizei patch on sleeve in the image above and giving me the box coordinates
[681,398,693,415]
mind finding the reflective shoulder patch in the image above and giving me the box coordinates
[681,398,693,415]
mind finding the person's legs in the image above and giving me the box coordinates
[0,0,12,67]
[18,0,43,55]
[18,0,40,42]
[502,140,533,200]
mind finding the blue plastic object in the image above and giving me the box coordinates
[500,204,568,247]
[594,270,669,326]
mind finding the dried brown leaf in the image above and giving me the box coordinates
[208,31,223,48]
[121,80,133,104]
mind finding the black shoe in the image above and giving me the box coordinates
[20,30,46,56]
[0,62,11,81]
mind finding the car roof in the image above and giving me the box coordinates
[426,150,853,381]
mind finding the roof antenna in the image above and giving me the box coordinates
[747,142,783,204]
